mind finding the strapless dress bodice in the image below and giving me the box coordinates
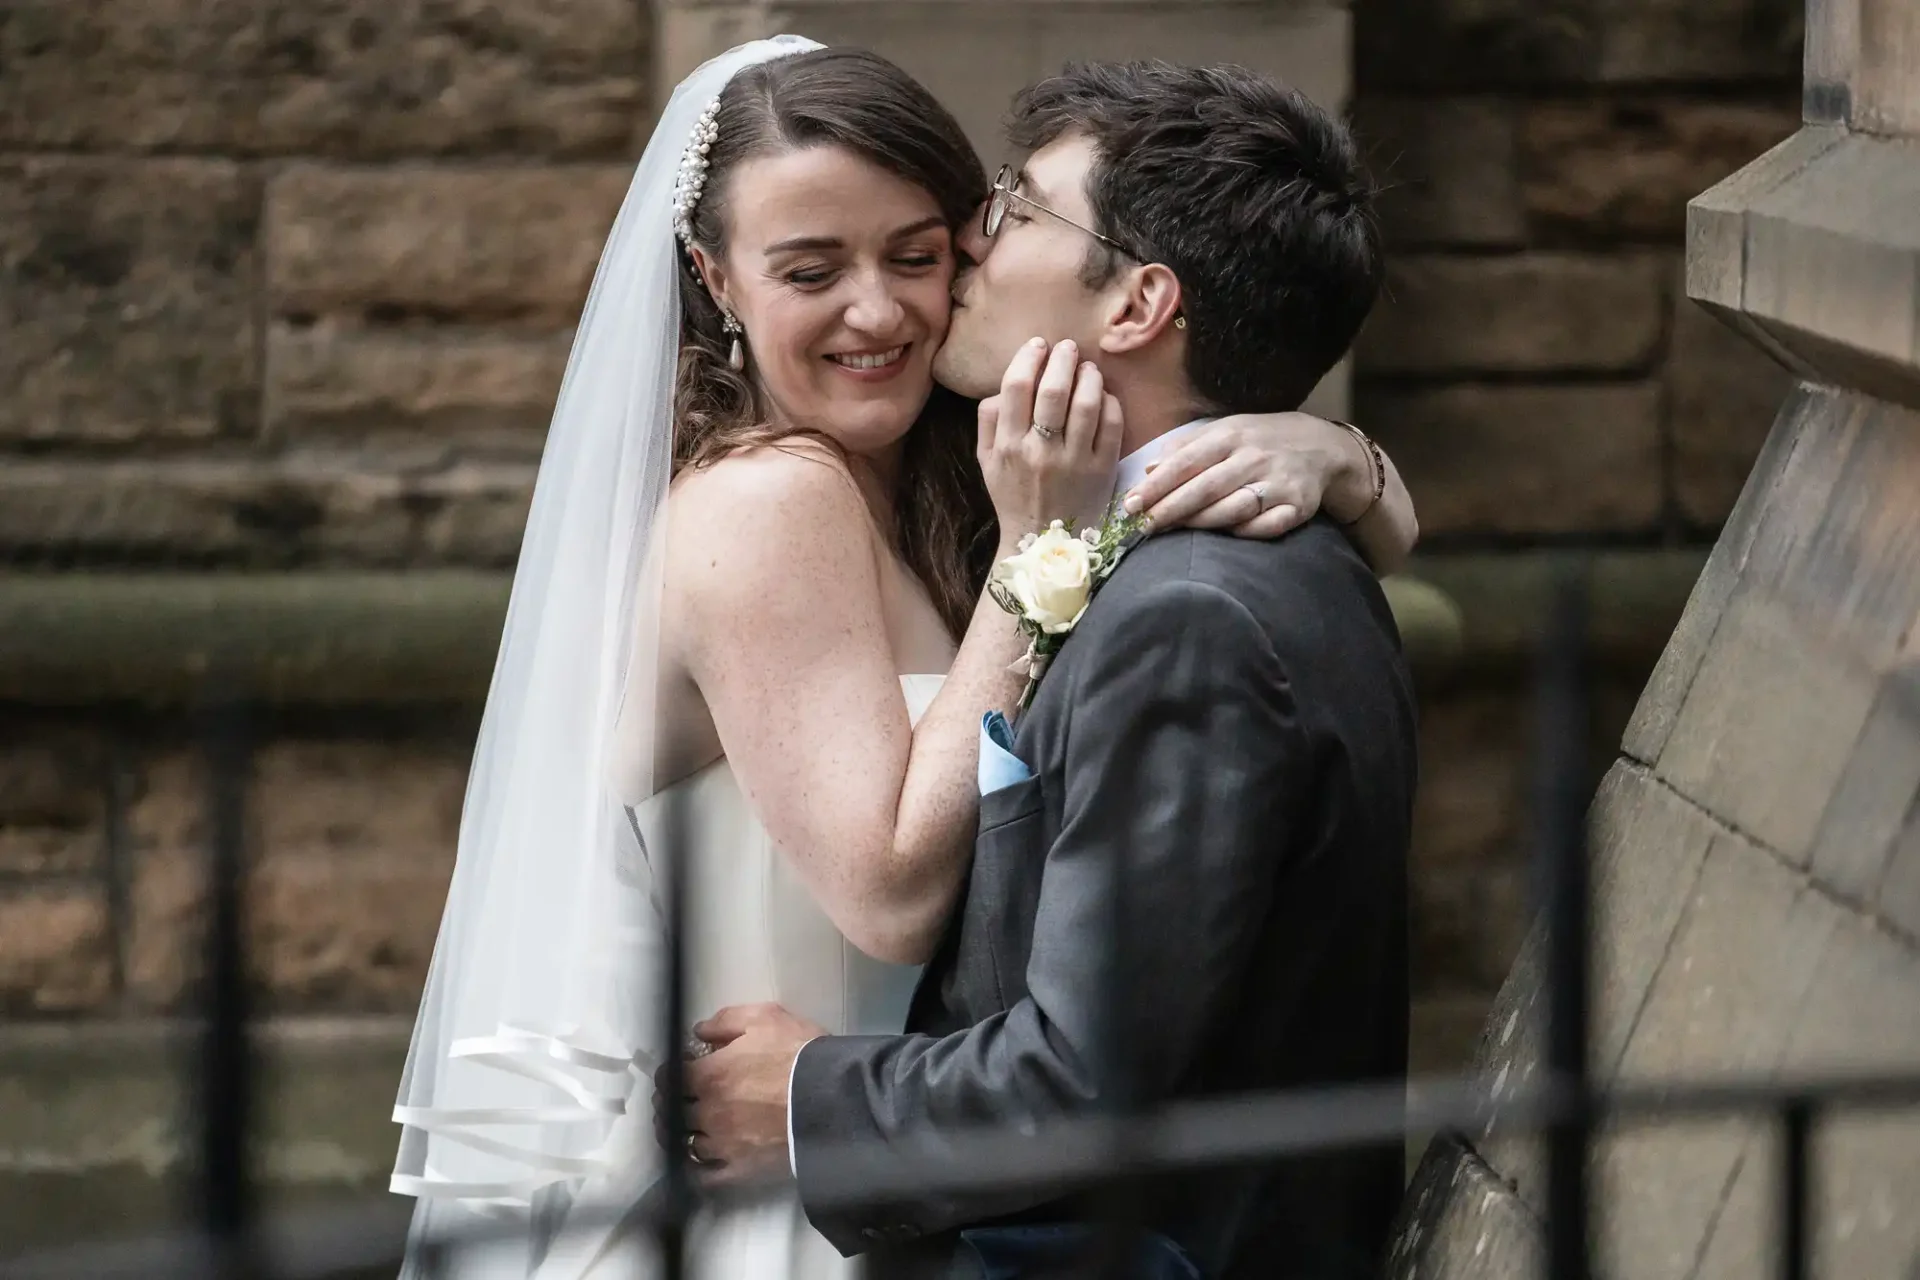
[625,674,945,1037]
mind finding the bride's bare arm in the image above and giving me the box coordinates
[674,341,1120,967]
[1122,414,1420,575]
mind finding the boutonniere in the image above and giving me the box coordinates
[988,501,1149,709]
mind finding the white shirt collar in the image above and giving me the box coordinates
[1112,418,1216,497]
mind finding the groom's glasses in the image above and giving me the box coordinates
[984,164,1137,258]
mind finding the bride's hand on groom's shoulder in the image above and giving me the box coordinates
[978,337,1125,547]
[1121,411,1359,541]
[656,1002,827,1185]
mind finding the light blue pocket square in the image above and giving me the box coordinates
[979,710,1033,796]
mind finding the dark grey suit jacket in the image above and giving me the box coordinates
[792,518,1417,1280]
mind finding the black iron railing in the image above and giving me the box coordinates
[4,556,1919,1280]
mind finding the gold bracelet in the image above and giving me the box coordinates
[1332,419,1385,526]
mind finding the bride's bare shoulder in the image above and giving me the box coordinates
[665,440,880,603]
[670,438,862,525]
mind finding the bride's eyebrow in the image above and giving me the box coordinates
[763,216,949,256]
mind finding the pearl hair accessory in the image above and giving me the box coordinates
[672,98,722,248]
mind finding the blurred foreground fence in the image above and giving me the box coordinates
[3,557,1918,1280]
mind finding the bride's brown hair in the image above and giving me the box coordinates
[673,47,995,638]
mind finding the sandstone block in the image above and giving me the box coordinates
[0,0,264,152]
[1688,913,1920,1279]
[1348,97,1525,248]
[1879,806,1920,941]
[1593,1118,1761,1280]
[1521,97,1800,240]
[127,741,465,1012]
[1622,384,1820,764]
[1357,253,1668,376]
[1657,591,1879,865]
[1769,921,1920,1280]
[267,324,570,454]
[1357,0,1801,89]
[1355,0,1600,89]
[1616,828,1844,1079]
[1587,833,1844,1277]
[1736,391,1920,666]
[1356,383,1664,536]
[267,166,628,328]
[0,728,106,877]
[0,157,259,445]
[1592,0,1806,85]
[1667,298,1795,526]
[0,459,534,568]
[0,887,114,1014]
[0,0,646,157]
[1803,664,1920,908]
[1584,762,1719,1073]
[408,462,540,564]
[1386,1133,1542,1280]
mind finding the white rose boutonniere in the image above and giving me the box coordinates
[993,523,1095,634]
[989,501,1148,709]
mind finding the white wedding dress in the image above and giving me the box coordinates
[503,674,942,1279]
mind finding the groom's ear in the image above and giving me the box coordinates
[1096,263,1184,356]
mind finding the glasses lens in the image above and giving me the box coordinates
[987,167,1013,237]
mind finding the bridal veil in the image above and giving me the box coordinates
[390,33,825,1239]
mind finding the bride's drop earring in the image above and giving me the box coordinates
[722,309,745,371]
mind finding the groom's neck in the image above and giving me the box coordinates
[1112,375,1209,459]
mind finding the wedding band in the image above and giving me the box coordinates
[1241,482,1270,511]
[1029,421,1056,440]
[686,1133,706,1166]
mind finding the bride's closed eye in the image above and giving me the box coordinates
[779,252,945,290]
[782,264,836,288]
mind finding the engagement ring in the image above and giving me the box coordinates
[1029,422,1056,440]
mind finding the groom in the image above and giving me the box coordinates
[685,61,1417,1279]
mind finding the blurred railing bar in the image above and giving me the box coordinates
[196,691,257,1278]
[1094,740,1147,1278]
[1780,1096,1813,1280]
[789,1069,1920,1217]
[655,785,693,1280]
[7,1068,1919,1280]
[1536,559,1593,1280]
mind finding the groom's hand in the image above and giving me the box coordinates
[681,1002,826,1184]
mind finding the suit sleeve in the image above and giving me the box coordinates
[790,575,1305,1254]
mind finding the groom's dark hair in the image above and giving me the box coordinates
[1009,61,1381,413]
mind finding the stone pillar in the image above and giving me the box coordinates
[1391,2,1920,1278]
[651,0,1355,417]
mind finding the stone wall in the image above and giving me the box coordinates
[1349,0,1805,1063]
[0,1,650,1048]
[0,0,1807,1214]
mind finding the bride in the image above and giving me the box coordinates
[391,35,1419,1279]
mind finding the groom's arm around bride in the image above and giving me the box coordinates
[789,520,1415,1280]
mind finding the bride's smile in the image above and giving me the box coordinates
[825,343,910,379]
